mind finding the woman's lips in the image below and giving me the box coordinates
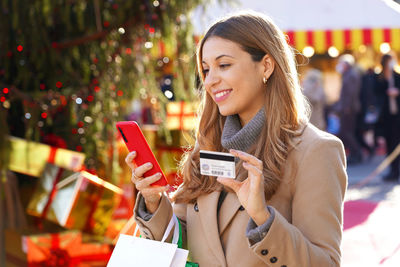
[214,89,232,102]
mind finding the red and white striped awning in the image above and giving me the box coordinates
[192,0,400,54]
[285,28,400,53]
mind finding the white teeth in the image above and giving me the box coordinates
[215,90,230,98]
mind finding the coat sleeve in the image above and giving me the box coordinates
[248,137,347,267]
[134,192,188,246]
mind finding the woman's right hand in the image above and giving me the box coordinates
[125,151,169,213]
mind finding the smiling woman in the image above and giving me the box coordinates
[201,37,271,125]
[128,11,347,267]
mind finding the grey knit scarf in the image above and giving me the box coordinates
[221,108,265,152]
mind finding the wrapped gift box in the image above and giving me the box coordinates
[27,164,123,237]
[8,136,85,177]
[5,229,111,267]
[166,101,198,131]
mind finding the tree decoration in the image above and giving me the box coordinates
[0,0,212,183]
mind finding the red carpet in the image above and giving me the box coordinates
[342,200,400,266]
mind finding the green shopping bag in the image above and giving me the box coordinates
[175,216,199,267]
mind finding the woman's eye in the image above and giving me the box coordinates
[220,64,231,69]
[202,69,209,76]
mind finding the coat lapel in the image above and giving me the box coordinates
[218,191,242,235]
[197,191,226,267]
[217,124,308,234]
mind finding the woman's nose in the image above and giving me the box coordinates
[204,70,219,88]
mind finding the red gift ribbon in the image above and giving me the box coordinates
[26,233,111,267]
[39,167,64,223]
[47,146,58,164]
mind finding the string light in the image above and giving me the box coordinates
[3,87,9,94]
[76,98,83,104]
[25,113,31,119]
[164,78,172,85]
[84,116,93,123]
[145,42,153,49]
[56,81,63,88]
[302,46,315,58]
[380,43,391,54]
[17,45,23,52]
[328,46,339,58]
[41,112,47,119]
[164,90,173,99]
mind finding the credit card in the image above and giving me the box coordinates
[199,150,235,178]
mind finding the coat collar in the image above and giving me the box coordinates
[290,123,308,151]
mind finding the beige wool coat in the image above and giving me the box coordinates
[134,124,347,267]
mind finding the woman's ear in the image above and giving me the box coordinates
[261,54,275,80]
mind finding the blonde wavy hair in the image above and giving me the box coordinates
[172,11,309,204]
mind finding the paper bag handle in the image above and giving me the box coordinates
[133,213,180,245]
[161,213,179,244]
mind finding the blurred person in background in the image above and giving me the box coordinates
[303,68,326,130]
[356,67,379,160]
[375,54,400,182]
[334,54,362,165]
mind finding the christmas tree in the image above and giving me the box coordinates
[0,0,209,182]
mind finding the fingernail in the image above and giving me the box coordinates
[132,151,136,155]
[157,172,161,177]
[147,163,153,167]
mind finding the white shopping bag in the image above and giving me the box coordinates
[107,214,188,267]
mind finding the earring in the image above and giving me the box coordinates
[263,77,268,84]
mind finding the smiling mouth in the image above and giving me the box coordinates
[214,89,232,102]
[215,90,230,98]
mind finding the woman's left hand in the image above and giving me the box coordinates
[217,149,270,226]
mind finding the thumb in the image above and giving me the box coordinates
[217,177,241,193]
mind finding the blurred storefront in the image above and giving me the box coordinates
[192,0,400,103]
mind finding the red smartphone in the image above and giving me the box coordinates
[116,121,168,186]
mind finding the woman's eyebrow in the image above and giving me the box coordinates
[202,54,234,64]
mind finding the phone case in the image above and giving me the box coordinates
[116,121,168,186]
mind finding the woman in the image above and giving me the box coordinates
[126,12,347,266]
[375,54,400,182]
[302,68,326,130]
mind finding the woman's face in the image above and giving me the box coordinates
[201,37,266,126]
